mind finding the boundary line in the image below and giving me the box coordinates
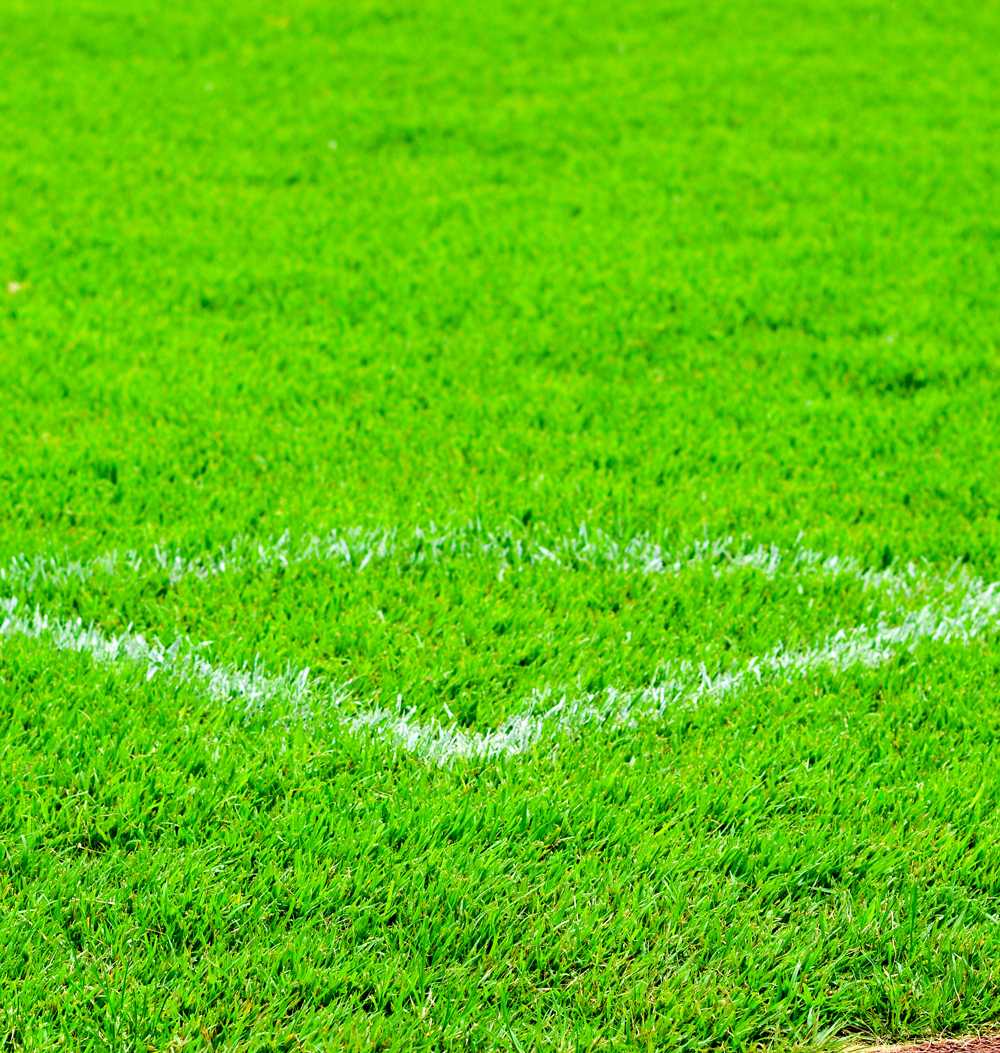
[0,528,996,763]
[0,523,967,599]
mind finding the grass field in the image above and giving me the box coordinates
[2,0,999,1049]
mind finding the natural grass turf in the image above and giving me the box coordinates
[1,0,999,1047]
[4,639,1000,1050]
[1,0,998,562]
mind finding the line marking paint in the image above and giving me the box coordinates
[0,523,964,598]
[1,527,996,764]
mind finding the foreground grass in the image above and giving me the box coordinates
[4,638,999,1050]
[1,0,999,1047]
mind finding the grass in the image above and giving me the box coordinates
[1,0,999,1048]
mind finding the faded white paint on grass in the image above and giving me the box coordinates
[350,578,1000,762]
[0,528,997,764]
[0,522,963,599]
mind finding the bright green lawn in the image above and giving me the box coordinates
[1,0,999,1048]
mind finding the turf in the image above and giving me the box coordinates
[1,0,999,1048]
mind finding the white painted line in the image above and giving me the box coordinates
[2,566,997,764]
[0,597,328,719]
[347,575,1000,763]
[0,524,961,598]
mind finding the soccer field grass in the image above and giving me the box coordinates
[2,0,999,1048]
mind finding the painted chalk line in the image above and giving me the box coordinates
[2,568,996,765]
[0,523,967,601]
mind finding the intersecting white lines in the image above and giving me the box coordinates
[1,526,997,764]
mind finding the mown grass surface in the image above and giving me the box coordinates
[4,638,1000,1051]
[1,0,999,1048]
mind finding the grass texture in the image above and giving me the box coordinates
[1,0,999,1049]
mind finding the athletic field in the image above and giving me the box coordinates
[2,0,998,1048]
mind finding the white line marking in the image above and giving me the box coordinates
[2,562,997,764]
[0,523,960,598]
[347,577,1000,762]
[0,597,328,718]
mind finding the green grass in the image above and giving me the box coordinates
[1,0,999,1048]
